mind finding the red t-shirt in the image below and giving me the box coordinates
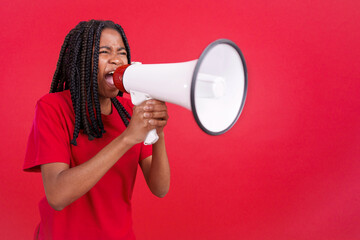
[23,90,152,240]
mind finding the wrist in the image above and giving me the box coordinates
[117,132,137,148]
[157,131,165,139]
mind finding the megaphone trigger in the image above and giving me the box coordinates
[129,90,152,106]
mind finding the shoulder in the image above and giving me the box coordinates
[34,90,75,124]
[37,90,73,113]
[38,90,71,105]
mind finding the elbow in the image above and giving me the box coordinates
[48,201,65,211]
[156,192,168,198]
[147,176,170,198]
[154,192,168,198]
[152,186,170,198]
[46,195,67,211]
[52,205,65,211]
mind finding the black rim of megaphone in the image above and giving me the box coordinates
[190,39,248,136]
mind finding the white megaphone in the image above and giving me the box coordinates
[113,39,247,145]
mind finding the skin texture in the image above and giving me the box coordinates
[41,28,170,211]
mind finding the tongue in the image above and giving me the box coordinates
[105,74,114,86]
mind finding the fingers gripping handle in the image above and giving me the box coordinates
[130,90,159,145]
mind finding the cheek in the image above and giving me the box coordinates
[122,56,129,65]
[97,59,106,77]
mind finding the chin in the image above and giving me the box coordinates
[107,89,120,98]
[98,88,120,100]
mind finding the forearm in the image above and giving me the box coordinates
[42,134,134,210]
[147,133,170,197]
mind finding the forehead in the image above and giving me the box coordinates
[99,28,125,47]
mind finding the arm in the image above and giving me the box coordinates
[139,133,170,198]
[41,134,133,211]
[41,100,159,211]
[139,100,170,198]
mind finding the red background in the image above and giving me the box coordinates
[1,0,359,239]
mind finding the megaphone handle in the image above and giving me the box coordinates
[144,129,159,145]
[130,90,159,145]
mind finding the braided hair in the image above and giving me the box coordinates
[50,20,132,146]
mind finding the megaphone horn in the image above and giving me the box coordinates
[113,39,248,145]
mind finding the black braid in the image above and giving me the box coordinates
[111,98,131,126]
[68,25,85,146]
[92,22,105,135]
[79,22,94,140]
[85,22,101,138]
[50,33,71,92]
[49,20,132,146]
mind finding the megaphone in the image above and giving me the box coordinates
[113,39,247,145]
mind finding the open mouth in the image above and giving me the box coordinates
[105,71,115,86]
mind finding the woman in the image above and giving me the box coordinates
[23,20,170,240]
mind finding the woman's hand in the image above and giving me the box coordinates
[123,99,169,145]
[143,100,168,135]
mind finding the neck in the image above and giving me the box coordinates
[99,97,112,115]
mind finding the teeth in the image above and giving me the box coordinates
[109,71,114,75]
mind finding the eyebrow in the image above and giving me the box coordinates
[99,46,126,51]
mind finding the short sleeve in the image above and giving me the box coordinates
[23,98,71,172]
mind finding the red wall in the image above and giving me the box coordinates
[1,0,359,239]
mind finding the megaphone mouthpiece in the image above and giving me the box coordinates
[113,64,131,93]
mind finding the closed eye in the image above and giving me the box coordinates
[99,46,111,54]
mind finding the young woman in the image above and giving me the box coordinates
[23,20,170,240]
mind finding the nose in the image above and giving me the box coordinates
[109,54,124,66]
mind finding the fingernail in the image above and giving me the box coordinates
[144,113,151,117]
